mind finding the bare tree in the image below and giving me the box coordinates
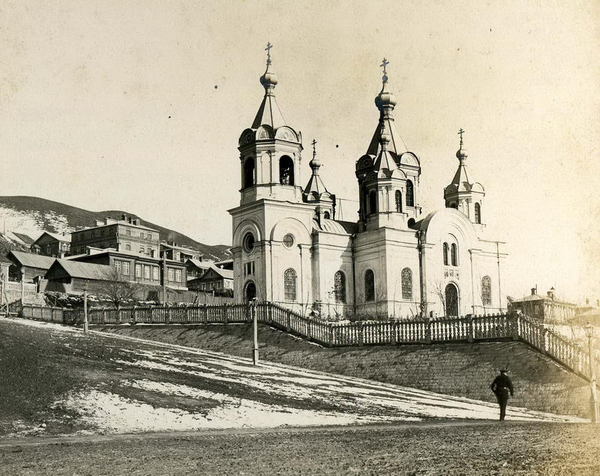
[432,280,446,317]
[97,267,140,309]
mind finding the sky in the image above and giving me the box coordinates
[0,0,599,303]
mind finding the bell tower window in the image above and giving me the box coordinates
[368,190,377,214]
[279,156,294,185]
[443,242,449,266]
[395,190,402,212]
[474,203,481,224]
[243,157,255,188]
[406,180,414,207]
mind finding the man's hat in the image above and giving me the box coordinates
[500,368,509,373]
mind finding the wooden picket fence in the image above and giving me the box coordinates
[6,300,599,382]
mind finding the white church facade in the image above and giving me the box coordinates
[229,49,507,320]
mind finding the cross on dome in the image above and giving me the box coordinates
[265,42,273,65]
[311,138,317,158]
[458,128,465,147]
[380,57,390,83]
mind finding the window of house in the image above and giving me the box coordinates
[334,271,346,304]
[144,265,150,280]
[451,243,458,266]
[135,264,142,278]
[152,267,159,281]
[122,261,130,276]
[443,242,449,266]
[395,190,402,212]
[175,269,182,282]
[406,180,414,207]
[125,243,131,251]
[401,268,412,300]
[168,268,175,282]
[364,269,375,302]
[475,203,481,224]
[284,268,297,301]
[481,275,492,306]
[115,261,122,273]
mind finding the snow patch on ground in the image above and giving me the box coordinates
[57,382,392,434]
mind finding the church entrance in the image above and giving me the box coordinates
[244,281,257,302]
[445,283,459,317]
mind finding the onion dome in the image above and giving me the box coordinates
[375,73,397,109]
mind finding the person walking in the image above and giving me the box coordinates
[490,369,514,421]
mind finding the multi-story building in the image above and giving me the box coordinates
[160,242,201,262]
[31,232,71,257]
[69,247,187,290]
[70,215,160,258]
[508,287,577,323]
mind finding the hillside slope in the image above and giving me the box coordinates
[99,323,595,419]
[0,196,230,260]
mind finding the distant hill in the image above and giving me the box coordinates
[0,196,231,261]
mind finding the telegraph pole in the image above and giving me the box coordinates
[251,298,259,365]
[83,282,89,334]
[585,323,598,423]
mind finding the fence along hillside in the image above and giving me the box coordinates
[7,300,600,383]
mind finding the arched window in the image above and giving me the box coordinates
[125,243,131,251]
[450,202,458,209]
[481,276,492,306]
[243,157,255,188]
[284,268,297,301]
[474,203,481,224]
[368,190,377,214]
[451,243,458,266]
[406,180,414,207]
[401,268,412,300]
[364,269,375,302]
[334,271,346,303]
[323,211,331,219]
[443,242,449,266]
[395,190,402,212]
[279,156,294,185]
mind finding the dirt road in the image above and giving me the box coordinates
[2,421,599,475]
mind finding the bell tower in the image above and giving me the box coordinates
[355,59,422,231]
[238,42,304,205]
[303,139,335,224]
[444,129,485,225]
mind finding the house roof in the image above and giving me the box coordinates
[187,258,213,271]
[8,251,56,269]
[48,260,113,281]
[199,265,233,281]
[33,231,71,245]
[12,232,35,246]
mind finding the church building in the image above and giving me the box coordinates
[229,47,507,320]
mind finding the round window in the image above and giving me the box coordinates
[282,233,295,248]
[243,232,255,253]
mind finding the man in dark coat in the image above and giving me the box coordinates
[490,369,514,421]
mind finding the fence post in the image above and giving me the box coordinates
[286,310,291,332]
[130,305,137,326]
[203,304,208,324]
[329,324,334,345]
[224,303,229,324]
[166,304,171,324]
[426,319,432,344]
[268,302,273,324]
[468,316,474,343]
[359,322,364,347]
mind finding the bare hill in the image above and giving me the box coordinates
[0,196,230,261]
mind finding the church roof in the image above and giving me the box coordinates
[304,140,333,202]
[313,219,357,235]
[445,130,485,195]
[366,60,407,158]
[251,43,287,130]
